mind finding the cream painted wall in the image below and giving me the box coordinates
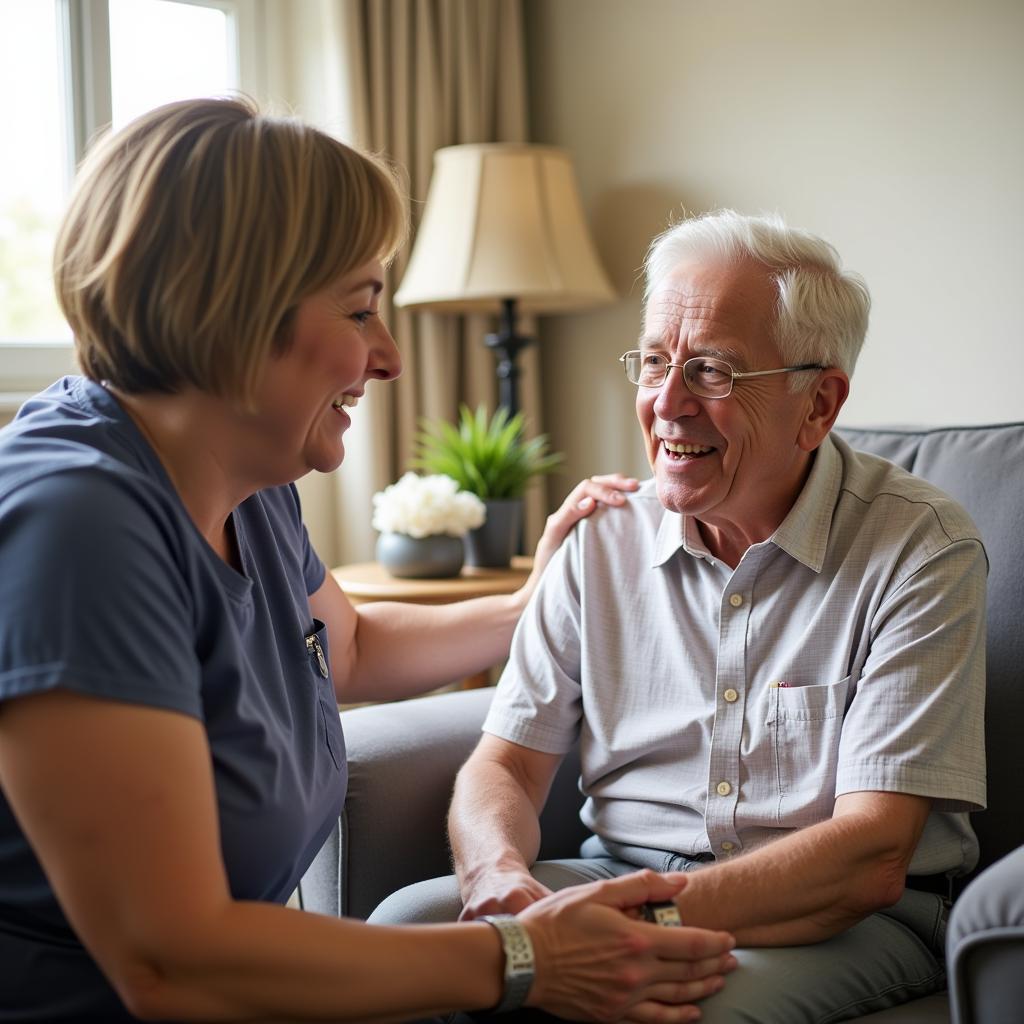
[525,0,1024,486]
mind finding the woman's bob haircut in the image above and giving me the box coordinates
[54,96,408,404]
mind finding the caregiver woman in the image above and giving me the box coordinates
[0,97,735,1023]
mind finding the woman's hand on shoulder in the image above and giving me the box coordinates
[524,473,639,598]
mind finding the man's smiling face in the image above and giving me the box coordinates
[636,256,821,560]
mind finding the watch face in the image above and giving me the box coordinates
[643,901,683,927]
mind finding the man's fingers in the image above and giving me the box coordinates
[459,875,552,921]
[460,891,535,920]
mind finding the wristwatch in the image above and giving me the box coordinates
[642,900,683,927]
[480,914,535,1013]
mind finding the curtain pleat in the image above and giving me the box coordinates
[340,0,545,565]
[258,0,544,567]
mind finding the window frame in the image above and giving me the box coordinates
[0,0,255,407]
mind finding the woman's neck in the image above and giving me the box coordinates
[108,386,254,554]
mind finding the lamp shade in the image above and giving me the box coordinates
[394,143,615,315]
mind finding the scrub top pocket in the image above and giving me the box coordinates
[305,618,343,771]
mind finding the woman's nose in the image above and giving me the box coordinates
[371,321,402,381]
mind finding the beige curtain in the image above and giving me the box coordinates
[262,0,545,566]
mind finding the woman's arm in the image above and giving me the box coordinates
[0,689,733,1023]
[317,474,637,703]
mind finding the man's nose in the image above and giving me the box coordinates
[653,365,700,419]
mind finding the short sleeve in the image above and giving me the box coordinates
[483,526,584,754]
[836,537,988,812]
[0,468,203,717]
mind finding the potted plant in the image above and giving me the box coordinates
[412,404,563,568]
[371,473,485,578]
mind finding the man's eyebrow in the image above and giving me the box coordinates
[636,336,745,364]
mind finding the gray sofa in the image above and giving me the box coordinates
[300,422,1024,1023]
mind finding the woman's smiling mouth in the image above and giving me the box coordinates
[331,393,360,411]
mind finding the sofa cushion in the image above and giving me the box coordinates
[837,423,1024,874]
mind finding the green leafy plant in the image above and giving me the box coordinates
[412,404,564,499]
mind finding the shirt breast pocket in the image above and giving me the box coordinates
[766,675,851,826]
[305,618,342,771]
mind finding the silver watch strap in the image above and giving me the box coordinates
[480,914,535,1013]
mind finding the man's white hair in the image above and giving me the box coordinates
[644,210,871,382]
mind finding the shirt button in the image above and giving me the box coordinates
[716,781,732,797]
[723,688,739,703]
[721,841,735,852]
[729,593,743,608]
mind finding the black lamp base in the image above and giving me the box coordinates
[483,297,532,418]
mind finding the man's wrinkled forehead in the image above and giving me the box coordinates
[640,258,776,355]
[640,283,743,360]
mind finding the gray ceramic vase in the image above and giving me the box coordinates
[376,532,465,579]
[464,498,523,569]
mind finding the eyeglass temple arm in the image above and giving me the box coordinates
[731,363,825,379]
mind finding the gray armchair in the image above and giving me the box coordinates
[300,422,1024,1023]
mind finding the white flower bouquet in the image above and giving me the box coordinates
[371,472,486,539]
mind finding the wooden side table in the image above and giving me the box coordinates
[332,555,533,690]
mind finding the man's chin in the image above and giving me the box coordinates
[654,474,706,517]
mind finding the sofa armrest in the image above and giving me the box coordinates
[300,688,494,920]
[947,844,1024,1024]
[299,686,589,921]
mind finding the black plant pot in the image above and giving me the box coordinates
[464,498,522,568]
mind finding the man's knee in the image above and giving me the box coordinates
[696,915,944,1024]
[368,874,463,924]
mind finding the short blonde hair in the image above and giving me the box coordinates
[55,96,407,403]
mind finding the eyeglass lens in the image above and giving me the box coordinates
[624,352,733,398]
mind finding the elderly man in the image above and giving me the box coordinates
[372,211,987,1022]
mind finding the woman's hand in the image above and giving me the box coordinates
[523,473,639,600]
[520,870,736,1023]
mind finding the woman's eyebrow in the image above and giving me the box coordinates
[346,278,384,296]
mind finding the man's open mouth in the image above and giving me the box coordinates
[662,440,715,460]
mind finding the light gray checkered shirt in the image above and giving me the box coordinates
[484,434,987,875]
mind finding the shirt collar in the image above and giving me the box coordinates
[652,508,686,567]
[649,434,843,573]
[652,507,723,567]
[769,434,842,573]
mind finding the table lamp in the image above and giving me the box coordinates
[393,143,615,417]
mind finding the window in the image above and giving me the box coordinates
[0,0,248,404]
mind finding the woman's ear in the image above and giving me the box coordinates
[798,369,850,452]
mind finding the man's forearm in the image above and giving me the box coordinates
[450,757,543,885]
[448,740,566,917]
[673,794,929,946]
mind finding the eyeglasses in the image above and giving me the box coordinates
[619,350,826,399]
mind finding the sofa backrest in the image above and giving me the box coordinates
[836,423,1024,875]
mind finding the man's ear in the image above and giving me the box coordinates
[798,369,849,452]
